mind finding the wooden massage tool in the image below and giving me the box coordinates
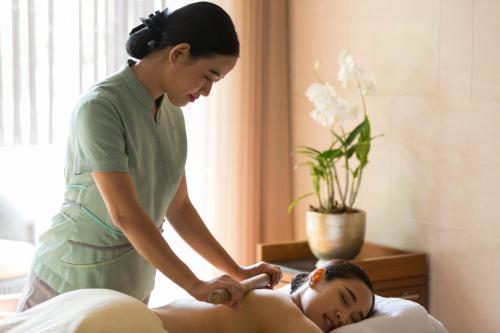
[208,273,271,305]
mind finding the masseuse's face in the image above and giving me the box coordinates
[300,269,373,332]
[163,43,238,106]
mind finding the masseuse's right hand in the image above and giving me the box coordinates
[188,274,245,310]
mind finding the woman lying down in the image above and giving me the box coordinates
[0,260,374,333]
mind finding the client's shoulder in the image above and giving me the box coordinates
[243,289,303,315]
[243,289,322,333]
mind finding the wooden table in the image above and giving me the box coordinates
[257,240,428,309]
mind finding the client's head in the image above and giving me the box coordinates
[290,259,375,332]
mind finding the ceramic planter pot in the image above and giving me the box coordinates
[306,210,366,266]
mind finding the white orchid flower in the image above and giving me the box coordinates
[338,50,354,71]
[332,97,358,126]
[309,108,335,128]
[360,77,376,96]
[306,82,359,127]
[306,82,336,105]
[338,50,362,89]
[306,82,340,127]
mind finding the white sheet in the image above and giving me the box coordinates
[0,289,168,333]
[332,295,449,333]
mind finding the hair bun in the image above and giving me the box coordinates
[126,8,169,59]
[140,9,169,48]
[290,272,309,293]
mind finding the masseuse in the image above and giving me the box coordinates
[17,1,281,311]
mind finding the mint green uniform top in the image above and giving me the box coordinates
[31,60,187,301]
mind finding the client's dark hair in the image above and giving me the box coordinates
[290,259,375,317]
[126,1,239,60]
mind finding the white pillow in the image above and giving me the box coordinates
[332,296,448,333]
[277,286,448,333]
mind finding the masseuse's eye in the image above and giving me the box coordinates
[204,75,214,83]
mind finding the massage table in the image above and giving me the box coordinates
[0,286,449,333]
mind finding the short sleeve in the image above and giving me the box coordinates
[72,98,129,174]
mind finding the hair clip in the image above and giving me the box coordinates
[140,9,169,47]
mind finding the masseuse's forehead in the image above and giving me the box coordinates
[198,55,237,76]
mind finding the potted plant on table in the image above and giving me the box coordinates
[288,50,381,266]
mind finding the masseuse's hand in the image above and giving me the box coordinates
[235,262,282,289]
[188,275,245,310]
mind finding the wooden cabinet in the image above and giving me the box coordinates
[257,240,429,309]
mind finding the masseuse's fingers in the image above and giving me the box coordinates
[237,262,282,288]
[213,275,245,309]
[197,275,245,309]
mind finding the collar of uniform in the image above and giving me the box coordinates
[122,59,155,110]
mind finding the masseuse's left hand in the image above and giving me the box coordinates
[235,262,282,288]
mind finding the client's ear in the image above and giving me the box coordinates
[309,268,326,288]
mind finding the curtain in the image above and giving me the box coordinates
[205,0,295,265]
[0,0,171,147]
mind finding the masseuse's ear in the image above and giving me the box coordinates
[169,43,191,64]
[309,268,326,288]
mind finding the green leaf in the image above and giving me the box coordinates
[297,161,316,169]
[288,192,315,213]
[359,116,371,141]
[331,131,346,146]
[319,148,343,160]
[355,117,372,167]
[345,140,370,158]
[352,165,361,178]
[356,141,370,168]
[346,145,356,158]
[296,150,320,160]
[297,146,321,154]
[345,120,366,146]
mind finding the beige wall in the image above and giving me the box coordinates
[288,1,500,332]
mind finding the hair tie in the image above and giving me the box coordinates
[140,9,169,48]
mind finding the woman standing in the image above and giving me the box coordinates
[18,1,281,312]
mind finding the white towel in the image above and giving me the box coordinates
[0,289,168,333]
[332,295,449,333]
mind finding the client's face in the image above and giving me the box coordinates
[300,276,373,332]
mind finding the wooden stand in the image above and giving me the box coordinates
[257,240,428,309]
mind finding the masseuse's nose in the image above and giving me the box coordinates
[200,81,213,97]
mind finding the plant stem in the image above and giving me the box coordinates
[350,169,364,207]
[318,184,324,211]
[332,154,345,205]
[324,172,330,210]
[329,167,335,209]
[349,173,356,209]
[358,80,368,116]
[341,128,349,210]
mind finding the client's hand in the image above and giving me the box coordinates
[187,274,245,310]
[235,262,282,289]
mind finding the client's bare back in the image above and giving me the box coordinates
[153,289,322,333]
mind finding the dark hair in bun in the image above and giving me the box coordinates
[290,259,373,293]
[290,259,375,316]
[126,1,239,60]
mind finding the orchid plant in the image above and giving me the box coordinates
[288,50,381,214]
